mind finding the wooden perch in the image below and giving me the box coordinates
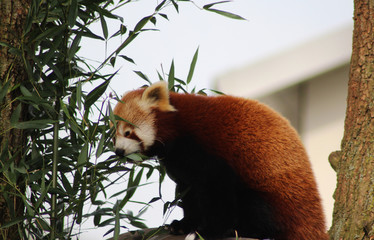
[107,228,259,240]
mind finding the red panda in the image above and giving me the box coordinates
[113,81,328,240]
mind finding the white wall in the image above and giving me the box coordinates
[300,65,349,228]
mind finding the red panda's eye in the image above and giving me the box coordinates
[124,131,131,137]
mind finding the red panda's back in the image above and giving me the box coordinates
[168,93,328,240]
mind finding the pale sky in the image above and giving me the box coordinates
[78,0,353,239]
[82,0,353,92]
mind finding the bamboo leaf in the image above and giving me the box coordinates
[150,16,156,25]
[209,89,225,95]
[134,16,152,33]
[170,0,179,13]
[0,217,24,229]
[35,217,50,231]
[60,100,71,119]
[110,182,150,199]
[195,232,205,240]
[114,31,139,55]
[97,6,123,21]
[134,71,151,84]
[204,8,246,20]
[47,62,64,81]
[76,188,86,225]
[10,104,22,125]
[85,73,115,111]
[94,208,102,226]
[35,179,52,210]
[158,13,168,20]
[130,220,147,229]
[76,27,105,40]
[187,47,199,84]
[12,119,56,129]
[108,102,116,127]
[203,1,246,20]
[126,153,143,162]
[168,60,175,90]
[110,56,116,67]
[77,80,82,110]
[68,0,78,27]
[157,71,164,81]
[77,143,88,173]
[163,201,170,215]
[96,133,106,158]
[68,33,82,61]
[20,85,32,97]
[114,201,120,240]
[155,0,167,11]
[0,81,10,102]
[101,219,116,229]
[100,14,109,39]
[118,55,135,64]
[61,172,73,194]
[110,24,127,39]
[119,168,144,209]
[203,1,231,9]
[32,25,66,43]
[0,41,13,49]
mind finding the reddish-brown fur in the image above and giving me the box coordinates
[115,86,328,240]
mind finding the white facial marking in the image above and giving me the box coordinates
[134,123,156,150]
[115,121,156,155]
[115,136,141,154]
[115,124,141,154]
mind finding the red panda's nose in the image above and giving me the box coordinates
[115,148,125,157]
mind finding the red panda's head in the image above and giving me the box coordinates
[112,81,176,156]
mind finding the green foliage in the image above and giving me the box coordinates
[0,0,243,239]
[203,1,246,20]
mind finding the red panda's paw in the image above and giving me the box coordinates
[168,219,194,235]
[184,232,197,240]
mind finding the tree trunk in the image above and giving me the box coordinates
[0,0,31,239]
[329,0,374,239]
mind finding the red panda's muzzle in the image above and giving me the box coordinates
[115,148,125,157]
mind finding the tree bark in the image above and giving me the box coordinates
[329,0,374,239]
[0,0,31,239]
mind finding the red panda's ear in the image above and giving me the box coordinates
[142,81,177,112]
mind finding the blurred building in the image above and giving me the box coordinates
[215,24,353,228]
